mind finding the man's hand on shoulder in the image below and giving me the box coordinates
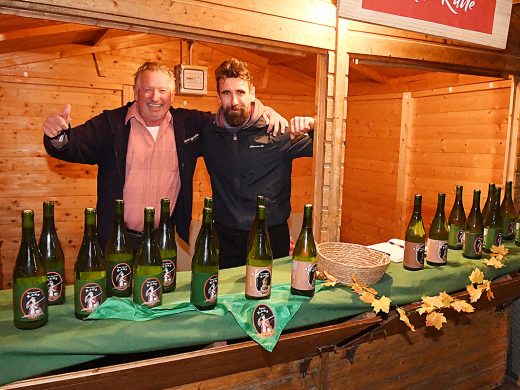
[263,106,289,136]
[43,104,71,139]
[289,116,314,139]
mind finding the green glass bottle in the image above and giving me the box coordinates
[447,185,466,250]
[74,208,106,320]
[13,210,48,329]
[482,183,496,224]
[133,207,162,307]
[155,198,177,293]
[463,190,484,259]
[105,199,133,297]
[501,180,516,241]
[247,195,266,254]
[204,197,219,259]
[38,201,65,305]
[190,206,219,310]
[291,204,317,297]
[483,187,503,253]
[403,195,426,271]
[245,205,273,298]
[427,193,449,266]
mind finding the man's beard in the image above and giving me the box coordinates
[223,106,250,127]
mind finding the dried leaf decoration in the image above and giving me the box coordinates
[372,296,392,314]
[316,270,338,287]
[484,256,504,269]
[469,268,485,285]
[450,299,475,313]
[466,283,483,303]
[491,245,508,256]
[425,312,447,330]
[397,307,415,332]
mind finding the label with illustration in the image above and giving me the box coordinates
[245,265,272,298]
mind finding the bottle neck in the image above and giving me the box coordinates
[21,213,36,243]
[42,203,55,231]
[435,196,445,214]
[412,197,422,216]
[455,186,463,202]
[302,205,313,230]
[472,191,481,210]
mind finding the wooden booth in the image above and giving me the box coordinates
[1,0,520,389]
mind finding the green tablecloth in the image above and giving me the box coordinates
[2,244,520,385]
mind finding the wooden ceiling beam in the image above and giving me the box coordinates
[350,61,391,84]
[0,23,101,41]
[0,35,174,68]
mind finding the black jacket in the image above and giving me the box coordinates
[44,102,210,248]
[201,122,313,231]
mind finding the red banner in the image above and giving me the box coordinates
[361,0,496,34]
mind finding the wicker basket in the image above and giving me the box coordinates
[317,242,390,286]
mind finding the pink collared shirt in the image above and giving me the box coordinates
[123,103,180,231]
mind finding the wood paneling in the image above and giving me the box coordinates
[342,79,511,245]
[0,40,315,289]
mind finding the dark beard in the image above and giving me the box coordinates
[224,107,249,127]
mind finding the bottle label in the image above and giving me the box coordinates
[483,227,502,250]
[463,232,483,257]
[162,258,177,287]
[516,222,520,242]
[13,279,47,323]
[448,224,464,248]
[502,218,516,239]
[74,279,105,316]
[246,265,272,297]
[427,239,448,264]
[46,265,65,303]
[134,274,162,307]
[108,261,132,294]
[191,272,218,307]
[403,242,425,270]
[291,260,317,291]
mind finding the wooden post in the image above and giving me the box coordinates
[312,53,328,243]
[319,17,349,243]
[396,92,413,234]
[509,76,520,208]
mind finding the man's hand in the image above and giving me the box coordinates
[42,104,71,138]
[263,107,289,136]
[289,116,314,139]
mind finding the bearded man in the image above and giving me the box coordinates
[201,58,315,269]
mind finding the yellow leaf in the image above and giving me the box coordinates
[372,295,392,314]
[469,268,485,285]
[467,284,483,303]
[486,288,495,301]
[365,286,379,296]
[496,254,504,261]
[397,307,415,332]
[450,299,475,313]
[359,292,375,304]
[422,295,445,310]
[351,283,364,294]
[417,302,435,315]
[484,256,504,269]
[439,292,454,307]
[323,270,338,282]
[425,311,447,330]
[491,245,508,256]
[323,280,337,287]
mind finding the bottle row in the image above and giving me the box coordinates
[403,181,517,270]
[12,197,318,330]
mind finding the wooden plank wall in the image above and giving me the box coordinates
[0,40,314,288]
[341,77,511,245]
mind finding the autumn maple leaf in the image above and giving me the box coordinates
[439,292,454,307]
[359,292,376,304]
[425,311,447,330]
[450,299,475,313]
[422,295,445,310]
[469,268,485,285]
[467,284,483,303]
[484,256,504,269]
[397,307,415,332]
[372,295,392,314]
[491,245,508,256]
